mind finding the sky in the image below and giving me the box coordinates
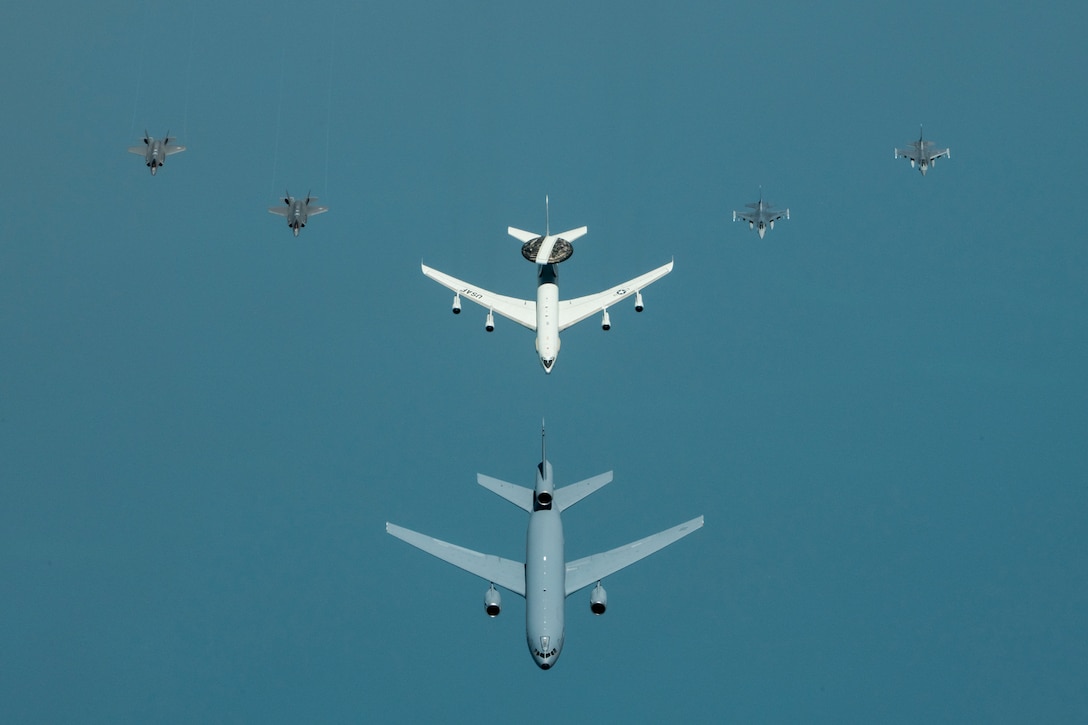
[2,1,1086,722]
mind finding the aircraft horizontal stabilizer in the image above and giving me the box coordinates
[564,515,704,595]
[554,471,612,512]
[477,474,534,512]
[555,226,587,243]
[508,227,539,243]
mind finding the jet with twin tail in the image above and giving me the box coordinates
[268,190,328,237]
[733,188,789,239]
[895,126,950,176]
[386,426,704,670]
[421,197,673,373]
[127,130,186,176]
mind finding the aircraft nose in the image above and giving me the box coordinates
[541,357,555,373]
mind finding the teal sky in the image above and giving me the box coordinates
[2,1,1086,722]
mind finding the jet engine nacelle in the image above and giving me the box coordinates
[452,294,462,314]
[484,585,502,617]
[485,310,495,332]
[590,582,607,615]
[601,309,611,331]
[634,291,644,313]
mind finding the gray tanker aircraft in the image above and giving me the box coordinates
[127,130,186,176]
[422,201,672,373]
[733,188,789,239]
[268,191,328,236]
[895,127,950,176]
[387,429,703,670]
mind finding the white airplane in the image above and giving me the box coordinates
[895,126,950,176]
[421,205,673,373]
[387,428,703,670]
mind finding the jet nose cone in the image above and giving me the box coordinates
[293,226,300,237]
[757,227,766,239]
[541,357,555,373]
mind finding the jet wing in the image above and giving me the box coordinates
[307,205,329,216]
[127,146,147,155]
[733,210,757,223]
[927,148,950,162]
[268,206,290,217]
[421,263,537,330]
[387,522,526,596]
[557,260,673,331]
[564,515,703,595]
[165,144,186,156]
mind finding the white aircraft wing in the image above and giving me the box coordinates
[733,210,757,223]
[308,206,329,216]
[268,206,290,217]
[165,144,186,156]
[421,263,537,330]
[387,522,526,596]
[127,146,147,155]
[557,260,673,331]
[927,147,950,162]
[564,515,703,595]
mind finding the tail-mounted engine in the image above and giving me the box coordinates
[484,584,502,617]
[590,582,607,615]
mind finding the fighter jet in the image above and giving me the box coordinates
[895,127,950,176]
[268,190,328,237]
[387,427,703,670]
[127,130,185,176]
[733,188,789,239]
[422,203,672,373]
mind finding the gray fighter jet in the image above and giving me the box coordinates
[128,130,186,176]
[895,127,950,176]
[387,428,703,670]
[268,191,328,237]
[733,188,789,239]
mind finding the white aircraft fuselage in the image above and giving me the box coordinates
[535,264,561,372]
[526,474,565,667]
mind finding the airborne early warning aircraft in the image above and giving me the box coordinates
[268,191,328,237]
[387,428,703,670]
[895,127,950,176]
[127,130,186,176]
[421,200,673,373]
[733,188,789,239]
